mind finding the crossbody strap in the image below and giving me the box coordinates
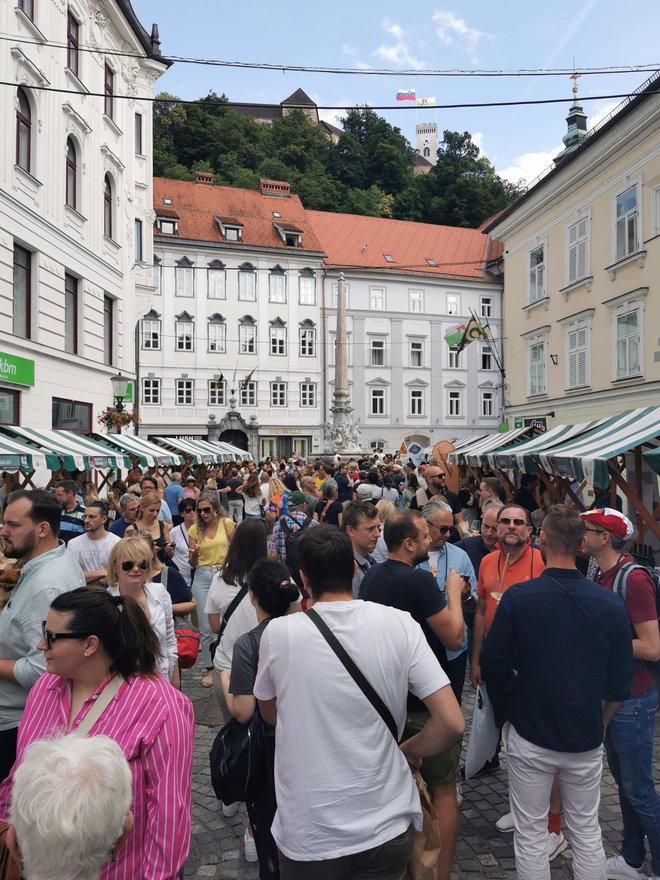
[305,608,398,741]
[219,586,248,642]
[547,576,594,622]
[74,674,125,737]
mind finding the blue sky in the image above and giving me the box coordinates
[132,0,660,185]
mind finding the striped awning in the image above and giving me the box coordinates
[2,427,131,471]
[485,419,607,473]
[98,434,185,468]
[447,426,537,466]
[540,406,660,487]
[155,437,229,465]
[0,430,51,471]
[209,440,253,461]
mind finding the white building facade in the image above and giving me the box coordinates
[0,0,167,433]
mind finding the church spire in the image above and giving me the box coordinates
[556,73,588,161]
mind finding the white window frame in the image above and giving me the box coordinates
[447,389,463,417]
[175,261,193,297]
[480,344,493,371]
[409,339,424,368]
[270,382,287,407]
[480,296,493,319]
[448,346,462,369]
[370,388,386,416]
[561,313,592,390]
[207,321,226,353]
[652,185,660,238]
[446,293,460,316]
[299,272,316,305]
[238,267,256,301]
[175,319,194,352]
[480,389,494,417]
[409,288,424,313]
[142,378,160,404]
[370,287,385,310]
[300,382,316,407]
[269,271,287,303]
[207,265,226,299]
[270,325,287,356]
[611,298,644,381]
[240,381,257,407]
[141,318,161,350]
[208,379,226,406]
[299,326,316,357]
[409,388,424,416]
[614,184,639,261]
[152,258,162,295]
[567,217,589,284]
[529,244,546,303]
[370,338,386,367]
[175,379,194,405]
[527,332,548,397]
[239,322,256,355]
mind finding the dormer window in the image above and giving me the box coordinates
[163,198,173,205]
[157,217,178,235]
[225,226,241,241]
[273,222,303,248]
[214,216,243,242]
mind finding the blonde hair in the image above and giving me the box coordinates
[136,492,160,520]
[106,536,152,588]
[269,477,286,498]
[376,499,396,523]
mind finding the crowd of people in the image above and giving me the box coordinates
[0,451,658,880]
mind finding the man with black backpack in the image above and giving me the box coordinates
[267,492,317,588]
[580,508,660,880]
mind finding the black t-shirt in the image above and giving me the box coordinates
[314,499,343,526]
[227,478,243,501]
[361,559,448,711]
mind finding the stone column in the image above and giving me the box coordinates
[325,273,362,456]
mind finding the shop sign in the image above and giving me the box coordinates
[0,352,35,386]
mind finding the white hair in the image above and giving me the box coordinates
[421,499,453,522]
[10,734,132,880]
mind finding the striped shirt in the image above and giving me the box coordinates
[58,502,86,545]
[0,672,195,880]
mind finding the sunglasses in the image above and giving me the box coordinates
[197,507,213,514]
[499,517,527,527]
[120,559,149,572]
[431,524,453,534]
[182,507,196,513]
[41,622,90,651]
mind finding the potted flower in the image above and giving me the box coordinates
[97,407,139,433]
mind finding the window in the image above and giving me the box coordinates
[239,265,256,301]
[269,270,286,303]
[208,379,226,406]
[134,219,143,262]
[370,339,385,366]
[207,261,226,299]
[65,137,77,209]
[64,273,78,354]
[370,287,385,310]
[284,231,301,247]
[270,324,287,356]
[529,245,545,303]
[370,388,385,415]
[103,295,114,365]
[17,0,34,20]
[332,282,350,308]
[175,258,193,296]
[52,398,92,433]
[141,314,161,350]
[410,340,424,368]
[0,389,20,426]
[299,271,316,305]
[383,254,394,263]
[16,87,31,173]
[568,217,589,283]
[13,244,31,339]
[565,319,590,389]
[448,346,461,369]
[240,381,256,407]
[271,382,287,407]
[67,12,79,76]
[409,289,424,313]
[239,320,256,354]
[208,318,226,353]
[447,294,460,315]
[222,225,242,242]
[300,382,316,407]
[299,324,316,357]
[142,378,160,405]
[103,174,113,239]
[615,307,641,379]
[410,389,424,416]
[175,317,194,351]
[481,390,494,417]
[176,379,193,405]
[157,218,177,235]
[481,344,493,370]
[104,64,114,119]
[480,296,493,319]
[134,112,143,155]
[528,337,547,396]
[615,185,638,260]
[448,390,463,416]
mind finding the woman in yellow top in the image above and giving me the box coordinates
[188,492,235,687]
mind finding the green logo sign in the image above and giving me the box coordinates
[0,352,35,386]
[514,417,523,429]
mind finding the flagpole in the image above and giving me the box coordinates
[474,309,505,378]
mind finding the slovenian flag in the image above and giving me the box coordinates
[396,89,416,102]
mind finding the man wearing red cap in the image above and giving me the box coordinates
[581,508,660,880]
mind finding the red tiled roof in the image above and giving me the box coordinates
[307,210,491,280]
[153,178,324,253]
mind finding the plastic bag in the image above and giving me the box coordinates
[464,685,499,780]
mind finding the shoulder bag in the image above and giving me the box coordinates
[209,585,248,663]
[305,608,441,880]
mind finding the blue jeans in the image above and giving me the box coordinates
[192,566,215,668]
[605,686,660,874]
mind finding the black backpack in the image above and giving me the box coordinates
[210,711,266,805]
[613,563,660,671]
[279,515,311,588]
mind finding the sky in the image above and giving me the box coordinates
[131,0,660,186]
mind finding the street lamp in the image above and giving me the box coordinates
[109,372,129,413]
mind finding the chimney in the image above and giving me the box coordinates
[195,171,214,186]
[259,179,291,198]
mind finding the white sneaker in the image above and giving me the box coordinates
[606,854,647,880]
[548,831,568,861]
[244,827,258,862]
[222,801,239,818]
[456,779,463,809]
[495,811,514,832]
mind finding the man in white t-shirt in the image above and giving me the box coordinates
[66,501,120,584]
[255,525,464,878]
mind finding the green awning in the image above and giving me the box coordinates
[155,437,229,465]
[0,430,50,471]
[447,426,538,466]
[486,419,607,473]
[2,427,131,471]
[97,434,185,468]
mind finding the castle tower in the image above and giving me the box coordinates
[416,122,438,166]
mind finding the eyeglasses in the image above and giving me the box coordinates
[434,525,452,534]
[499,517,527,527]
[197,506,213,514]
[41,622,90,651]
[120,559,149,572]
[429,473,446,480]
[182,507,196,513]
[583,526,602,533]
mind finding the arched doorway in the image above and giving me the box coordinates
[220,429,249,451]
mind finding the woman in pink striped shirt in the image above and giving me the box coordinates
[0,587,195,880]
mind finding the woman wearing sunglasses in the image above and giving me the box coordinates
[0,587,195,880]
[188,492,235,688]
[106,537,178,683]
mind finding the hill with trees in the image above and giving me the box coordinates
[153,91,524,227]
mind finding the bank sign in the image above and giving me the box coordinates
[0,352,35,386]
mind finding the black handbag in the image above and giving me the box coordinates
[209,710,267,805]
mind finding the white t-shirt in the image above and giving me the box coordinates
[254,600,449,860]
[67,531,120,572]
[169,524,192,585]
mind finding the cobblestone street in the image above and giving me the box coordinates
[182,664,660,879]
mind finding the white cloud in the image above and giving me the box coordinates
[471,131,485,153]
[432,10,487,63]
[374,20,425,70]
[587,100,619,131]
[498,146,563,186]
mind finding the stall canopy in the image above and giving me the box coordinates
[486,419,608,473]
[2,427,131,472]
[155,437,229,465]
[98,434,185,468]
[539,406,660,487]
[447,426,538,466]
[0,430,51,472]
[211,440,253,461]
